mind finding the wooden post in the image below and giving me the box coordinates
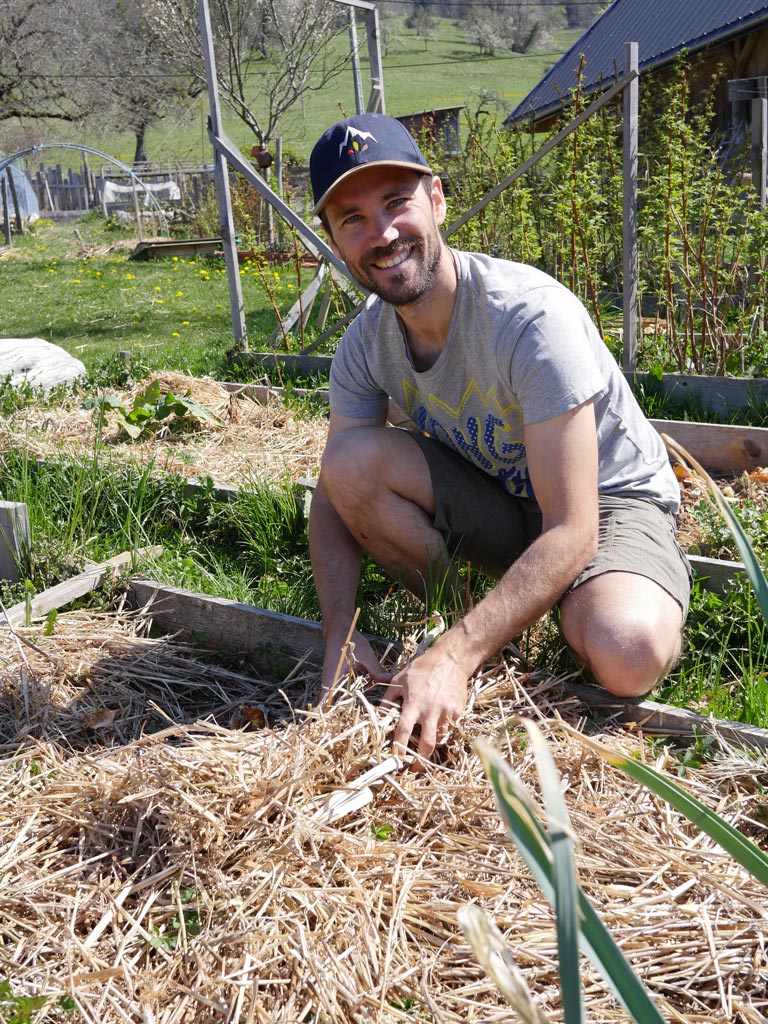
[622,41,639,374]
[131,176,144,242]
[751,96,767,207]
[1,178,10,246]
[275,137,284,249]
[0,502,31,583]
[5,167,23,234]
[364,3,386,113]
[349,8,365,116]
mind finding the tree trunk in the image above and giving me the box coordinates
[133,124,148,169]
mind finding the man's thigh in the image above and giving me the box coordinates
[405,431,542,578]
[567,494,692,619]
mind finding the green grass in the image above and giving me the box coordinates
[0,215,321,376]
[0,18,584,168]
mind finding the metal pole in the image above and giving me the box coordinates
[198,0,248,350]
[751,96,767,207]
[622,41,639,375]
[349,8,365,116]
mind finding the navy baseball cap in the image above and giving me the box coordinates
[310,113,432,217]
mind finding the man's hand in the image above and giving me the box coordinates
[382,645,469,765]
[321,628,393,701]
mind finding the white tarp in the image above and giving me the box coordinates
[1,164,40,221]
[0,339,86,390]
[100,179,181,207]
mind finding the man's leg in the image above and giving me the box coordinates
[559,571,683,697]
[320,425,454,598]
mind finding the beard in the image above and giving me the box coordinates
[349,229,443,307]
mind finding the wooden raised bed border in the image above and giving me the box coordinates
[128,579,768,753]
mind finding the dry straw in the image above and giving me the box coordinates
[0,372,327,490]
[1,602,766,1022]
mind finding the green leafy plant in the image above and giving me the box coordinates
[147,887,203,952]
[0,979,74,1022]
[85,380,221,440]
[370,820,394,841]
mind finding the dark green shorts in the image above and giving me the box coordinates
[407,431,692,617]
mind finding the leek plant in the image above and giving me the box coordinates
[463,441,768,1021]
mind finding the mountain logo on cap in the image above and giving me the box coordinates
[340,125,377,158]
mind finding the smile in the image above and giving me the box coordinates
[372,247,411,270]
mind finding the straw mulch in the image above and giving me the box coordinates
[1,603,766,1023]
[0,371,327,489]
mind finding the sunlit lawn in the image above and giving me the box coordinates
[0,216,312,377]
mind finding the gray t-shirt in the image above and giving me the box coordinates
[330,249,680,513]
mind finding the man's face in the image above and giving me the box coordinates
[323,166,447,307]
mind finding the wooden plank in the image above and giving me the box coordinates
[1,547,162,627]
[130,238,222,260]
[128,581,768,751]
[688,554,744,592]
[565,681,768,751]
[0,501,30,583]
[630,372,768,416]
[651,418,768,474]
[232,352,333,375]
[128,580,328,675]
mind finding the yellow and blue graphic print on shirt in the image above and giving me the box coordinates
[402,378,531,498]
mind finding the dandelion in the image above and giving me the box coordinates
[154,285,161,292]
[125,273,135,280]
[175,291,183,298]
[181,320,190,326]
[172,331,180,337]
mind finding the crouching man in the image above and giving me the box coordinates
[307,113,692,763]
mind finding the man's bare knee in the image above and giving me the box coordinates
[560,579,683,698]
[584,626,681,697]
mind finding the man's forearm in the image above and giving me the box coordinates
[309,477,364,639]
[436,521,596,674]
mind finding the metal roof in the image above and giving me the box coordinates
[507,0,768,124]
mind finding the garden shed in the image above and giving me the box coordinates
[507,0,768,135]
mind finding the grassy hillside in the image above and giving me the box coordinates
[0,18,584,169]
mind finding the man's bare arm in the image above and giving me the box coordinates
[309,411,392,693]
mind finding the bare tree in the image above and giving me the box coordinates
[405,7,438,51]
[147,0,353,147]
[463,2,556,57]
[564,1,605,30]
[89,1,201,167]
[0,0,90,121]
